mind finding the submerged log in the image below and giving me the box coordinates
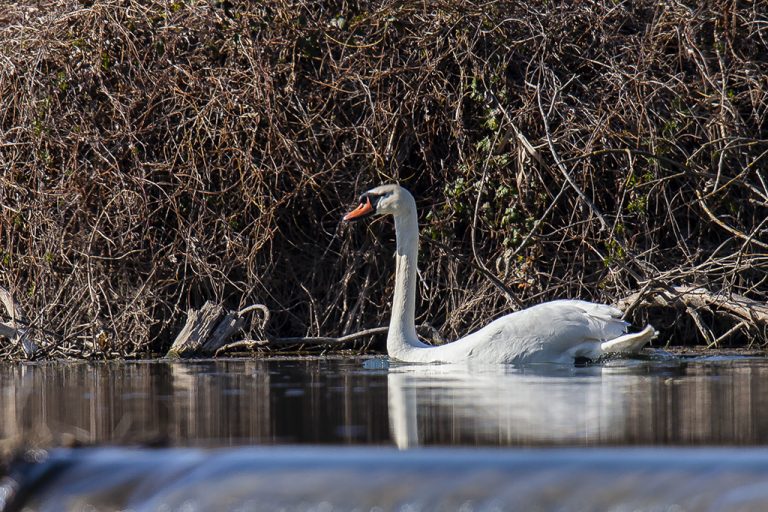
[0,286,38,359]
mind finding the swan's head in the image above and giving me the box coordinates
[343,184,414,222]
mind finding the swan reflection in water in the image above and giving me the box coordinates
[386,360,696,449]
[3,357,768,448]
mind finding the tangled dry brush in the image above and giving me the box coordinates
[0,0,766,358]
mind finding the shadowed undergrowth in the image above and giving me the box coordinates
[0,0,766,358]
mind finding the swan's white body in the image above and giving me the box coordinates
[344,184,655,364]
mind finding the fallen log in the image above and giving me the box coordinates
[617,285,768,346]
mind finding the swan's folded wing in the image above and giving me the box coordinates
[456,301,629,362]
[555,300,629,341]
[422,300,637,364]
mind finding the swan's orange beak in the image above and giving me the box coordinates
[343,196,375,222]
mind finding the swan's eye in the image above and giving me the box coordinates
[362,192,386,208]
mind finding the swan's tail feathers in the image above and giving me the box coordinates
[600,325,656,354]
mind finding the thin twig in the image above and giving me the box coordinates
[214,326,389,356]
[535,75,610,232]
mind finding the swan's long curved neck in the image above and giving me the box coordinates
[388,203,429,356]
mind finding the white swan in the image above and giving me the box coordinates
[343,184,655,364]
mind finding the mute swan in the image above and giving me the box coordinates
[343,184,655,364]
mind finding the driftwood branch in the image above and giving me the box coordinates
[214,326,390,356]
[213,322,445,357]
[618,285,768,324]
[617,285,768,345]
[237,304,270,327]
[0,286,38,359]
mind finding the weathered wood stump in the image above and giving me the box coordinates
[167,301,248,358]
[0,286,38,359]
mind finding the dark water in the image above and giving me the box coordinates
[3,355,768,510]
[3,356,768,447]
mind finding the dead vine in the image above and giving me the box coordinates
[0,0,766,358]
